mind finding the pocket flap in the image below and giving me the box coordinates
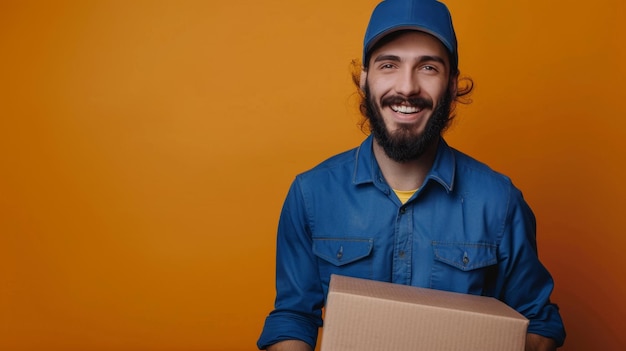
[313,238,373,266]
[432,242,497,271]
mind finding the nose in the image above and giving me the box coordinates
[394,68,420,97]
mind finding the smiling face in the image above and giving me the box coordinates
[362,30,455,162]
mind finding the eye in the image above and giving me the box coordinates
[378,63,396,70]
[420,64,442,75]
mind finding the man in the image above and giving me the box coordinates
[258,0,566,350]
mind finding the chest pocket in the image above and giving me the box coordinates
[431,241,498,295]
[313,238,374,282]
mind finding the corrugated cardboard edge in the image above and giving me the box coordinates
[321,275,529,351]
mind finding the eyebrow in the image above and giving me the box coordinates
[373,54,447,66]
[373,54,402,63]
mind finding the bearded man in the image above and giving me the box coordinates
[257,1,566,350]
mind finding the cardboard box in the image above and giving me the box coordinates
[320,275,528,351]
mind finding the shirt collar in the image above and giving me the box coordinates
[352,135,456,193]
[352,135,378,185]
[427,138,455,193]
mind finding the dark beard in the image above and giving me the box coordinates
[364,83,452,163]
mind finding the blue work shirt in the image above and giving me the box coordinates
[258,136,565,349]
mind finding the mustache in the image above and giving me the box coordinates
[381,95,433,110]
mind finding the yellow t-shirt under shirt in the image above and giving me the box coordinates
[393,189,418,204]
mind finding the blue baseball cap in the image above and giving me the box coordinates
[363,0,458,70]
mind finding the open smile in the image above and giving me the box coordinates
[390,104,423,114]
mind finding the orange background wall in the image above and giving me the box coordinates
[1,1,624,350]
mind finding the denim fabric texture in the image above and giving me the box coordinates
[257,135,565,349]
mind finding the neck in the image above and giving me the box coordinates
[372,138,439,191]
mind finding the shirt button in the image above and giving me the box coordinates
[463,253,470,265]
[400,207,406,214]
[399,250,406,258]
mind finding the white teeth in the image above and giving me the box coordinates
[391,105,421,114]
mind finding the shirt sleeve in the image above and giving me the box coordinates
[497,186,566,347]
[257,177,324,350]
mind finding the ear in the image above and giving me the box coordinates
[449,71,459,97]
[359,70,367,91]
